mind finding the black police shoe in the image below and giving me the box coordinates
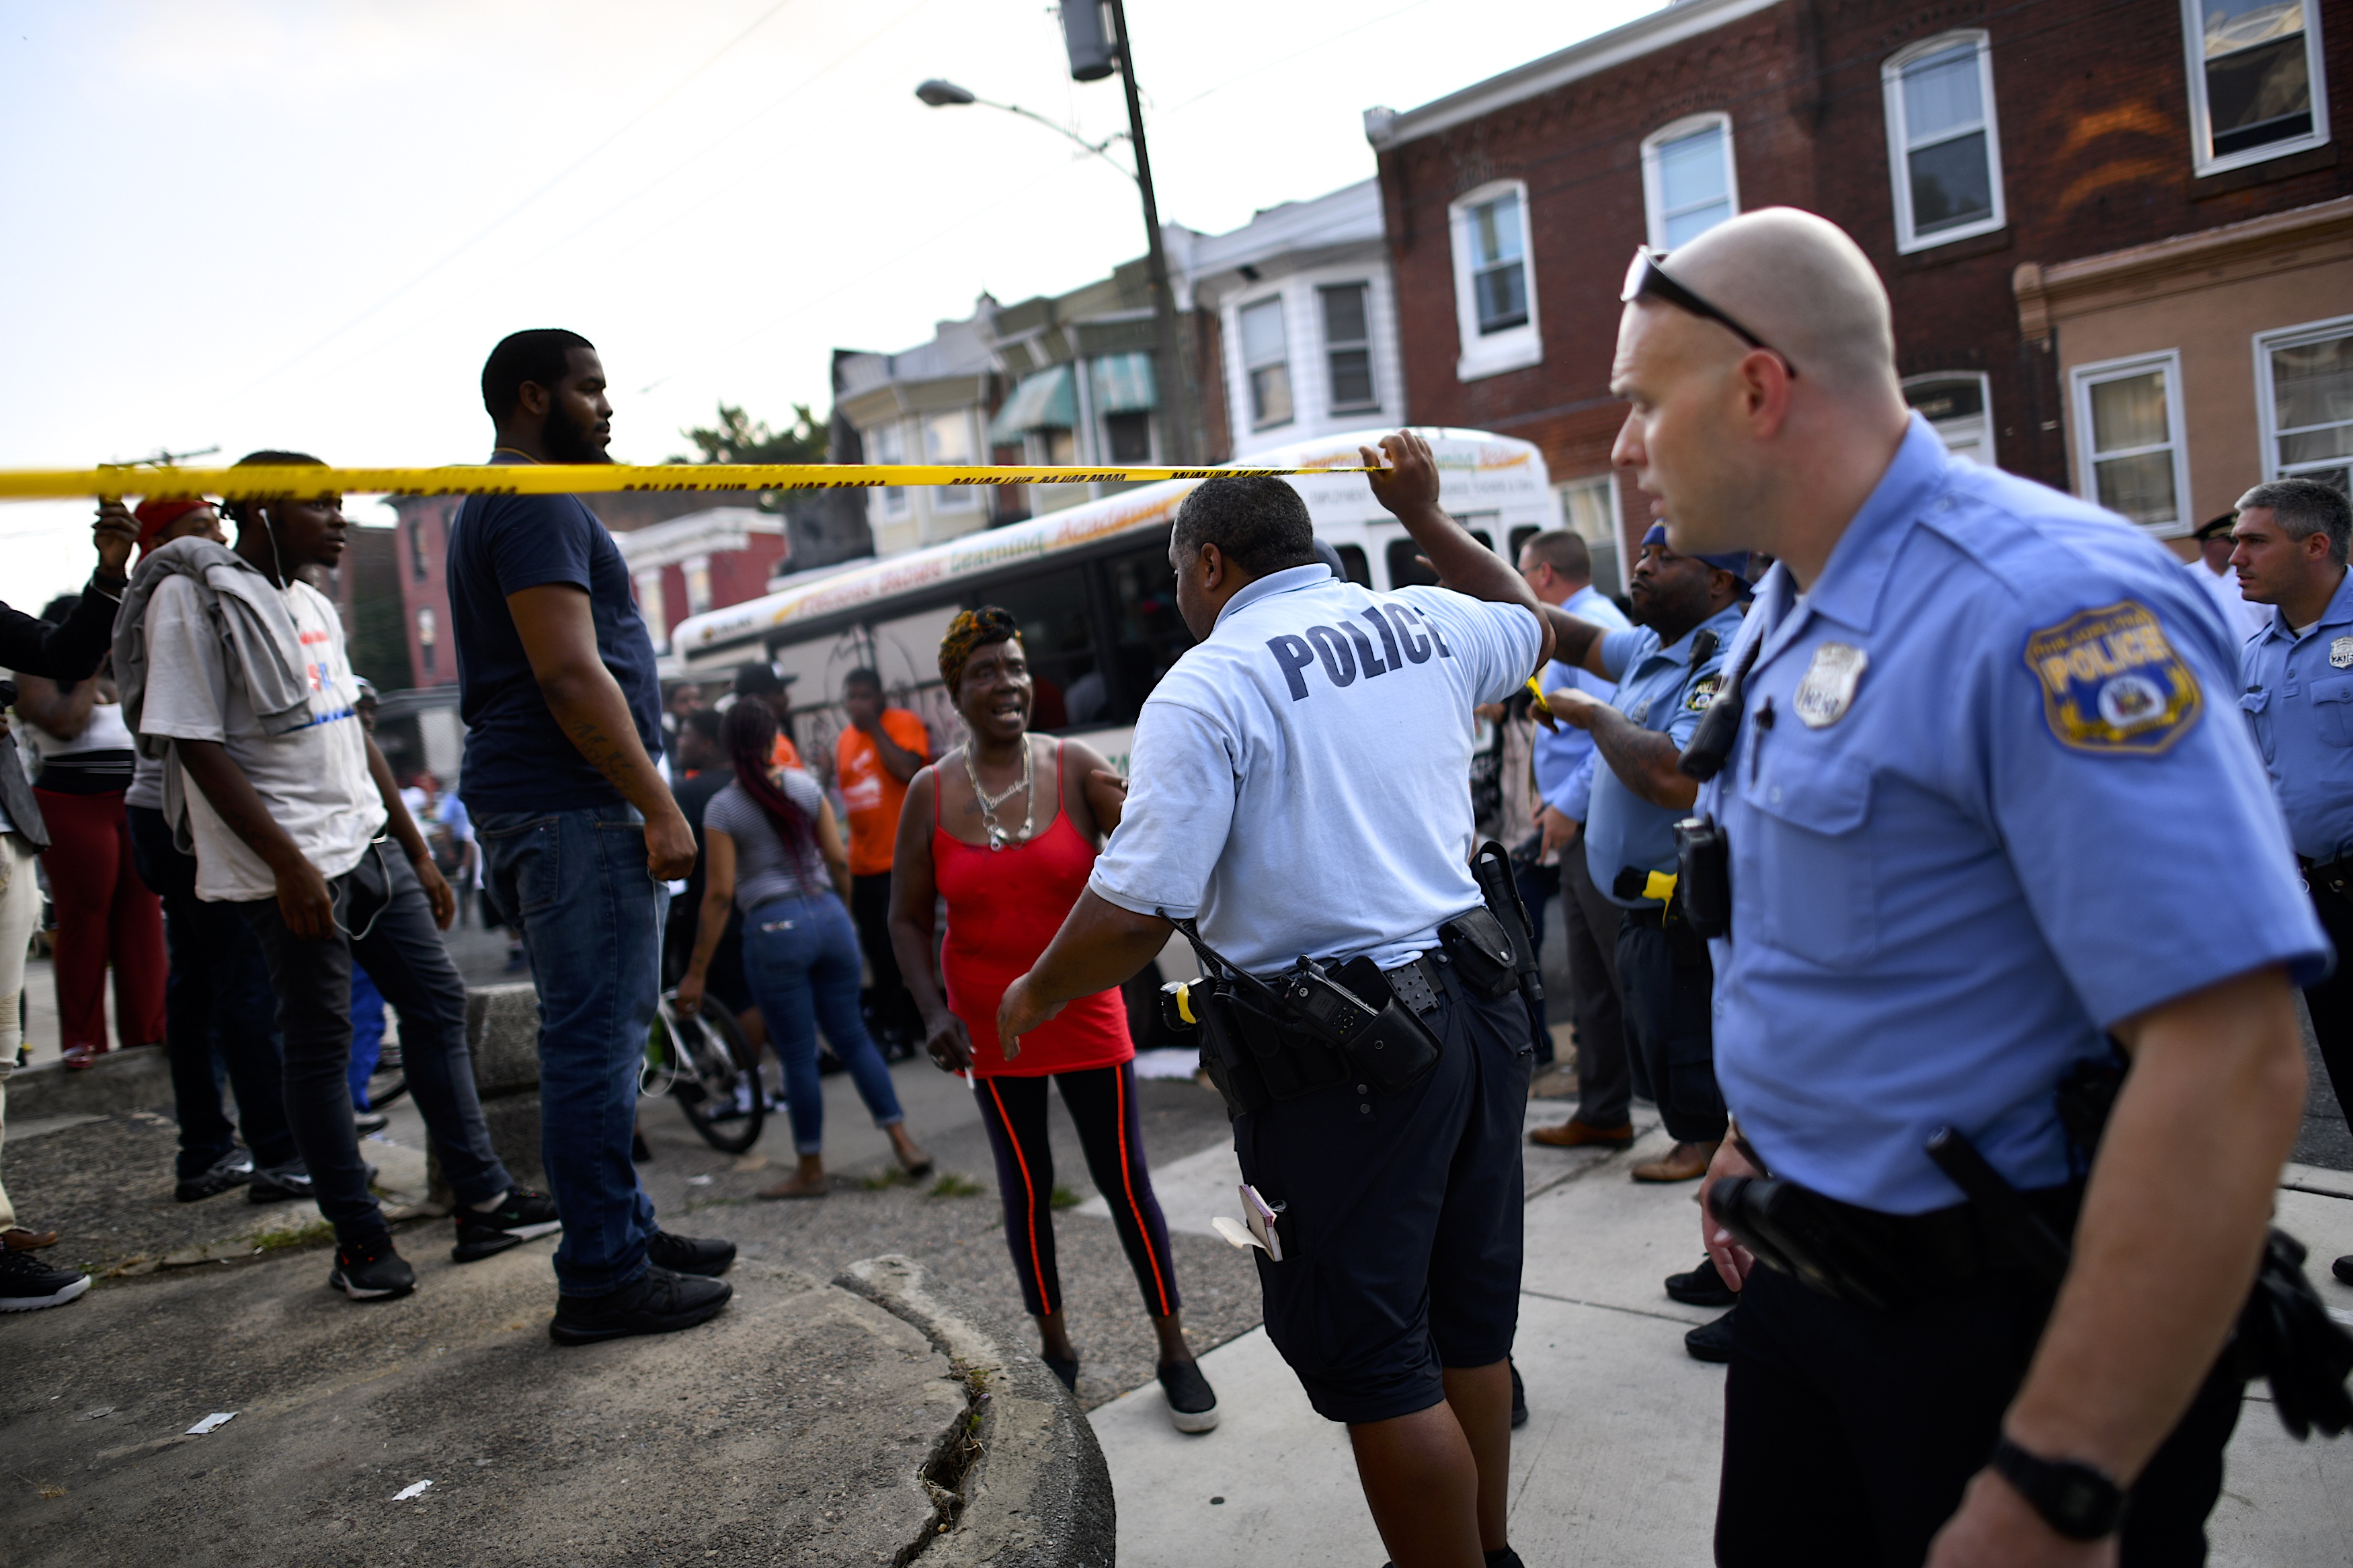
[175,1149,254,1203]
[1158,1358,1220,1433]
[452,1188,563,1263]
[1684,1309,1738,1364]
[0,1248,90,1312]
[549,1264,732,1346]
[327,1236,417,1301]
[1509,1360,1528,1428]
[645,1230,736,1278]
[2334,1254,2353,1286]
[1665,1255,1739,1308]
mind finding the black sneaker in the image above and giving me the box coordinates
[452,1188,563,1263]
[327,1236,415,1301]
[1685,1308,1738,1364]
[1665,1255,1739,1308]
[251,1161,376,1204]
[175,1149,254,1203]
[1509,1359,1528,1428]
[354,1110,389,1135]
[645,1230,735,1278]
[549,1264,731,1346]
[2335,1255,2353,1286]
[0,1249,89,1311]
[1158,1358,1219,1433]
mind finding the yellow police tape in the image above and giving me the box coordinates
[0,460,1378,503]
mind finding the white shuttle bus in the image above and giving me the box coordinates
[667,427,1558,776]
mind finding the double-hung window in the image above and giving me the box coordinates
[1882,34,2005,251]
[2071,353,2192,535]
[1449,181,1541,380]
[1238,296,1293,429]
[2256,315,2353,495]
[2182,0,2329,175]
[1641,116,1737,251]
[869,420,908,517]
[1320,283,1378,415]
[925,409,978,508]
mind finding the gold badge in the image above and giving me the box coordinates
[2332,635,2353,669]
[2024,602,2201,755]
[1794,644,1869,729]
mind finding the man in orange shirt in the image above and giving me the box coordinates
[836,668,928,1055]
[733,662,803,772]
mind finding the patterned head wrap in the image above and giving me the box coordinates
[939,606,1021,694]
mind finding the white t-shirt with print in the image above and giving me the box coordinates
[139,575,384,903]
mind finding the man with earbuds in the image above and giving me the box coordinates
[118,452,550,1303]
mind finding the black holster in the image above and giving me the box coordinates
[1468,839,1544,1013]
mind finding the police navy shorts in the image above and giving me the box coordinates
[1233,954,1533,1424]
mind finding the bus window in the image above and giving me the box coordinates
[990,568,1096,731]
[1509,525,1540,565]
[1101,544,1194,720]
[1386,529,1490,588]
[1334,544,1372,587]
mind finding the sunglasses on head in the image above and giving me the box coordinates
[1622,248,1796,378]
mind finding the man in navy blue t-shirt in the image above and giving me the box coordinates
[448,328,734,1344]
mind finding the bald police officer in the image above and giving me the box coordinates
[1541,522,1744,1186]
[2231,477,2353,1284]
[996,452,1552,1568]
[1462,210,2323,1565]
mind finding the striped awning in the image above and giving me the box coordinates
[986,364,1076,442]
[1090,352,1158,414]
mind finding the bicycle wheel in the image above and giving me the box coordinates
[364,1044,407,1111]
[664,999,766,1155]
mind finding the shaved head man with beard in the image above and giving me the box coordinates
[1454,210,2327,1565]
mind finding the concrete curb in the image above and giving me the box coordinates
[838,1254,1116,1568]
[7,1042,171,1122]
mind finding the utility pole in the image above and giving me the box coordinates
[1066,1,1194,464]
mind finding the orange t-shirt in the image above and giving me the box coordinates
[834,709,930,876]
[769,733,803,772]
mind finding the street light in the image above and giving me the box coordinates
[916,0,1195,462]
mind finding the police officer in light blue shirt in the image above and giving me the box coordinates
[2229,476,2353,1286]
[1539,524,1743,1189]
[992,448,1552,1568]
[1473,210,2327,1563]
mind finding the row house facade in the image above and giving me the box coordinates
[1367,0,2353,587]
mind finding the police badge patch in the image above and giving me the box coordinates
[1683,674,1723,712]
[1794,644,1868,729]
[2332,635,2353,669]
[2024,602,2202,755]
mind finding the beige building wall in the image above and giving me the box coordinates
[2017,198,2353,552]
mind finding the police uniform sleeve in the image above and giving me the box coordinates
[1393,588,1544,706]
[1598,628,1646,684]
[1665,639,1732,749]
[1086,698,1238,923]
[1981,589,2329,1025]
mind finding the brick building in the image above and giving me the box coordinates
[1368,0,2353,587]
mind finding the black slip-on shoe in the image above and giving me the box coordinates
[1042,1354,1079,1392]
[1665,1255,1739,1309]
[0,1249,90,1311]
[1684,1309,1737,1364]
[1509,1360,1528,1429]
[327,1236,416,1301]
[175,1149,254,1203]
[1158,1358,1219,1433]
[2334,1254,2353,1286]
[548,1265,731,1346]
[645,1230,735,1278]
[452,1188,563,1263]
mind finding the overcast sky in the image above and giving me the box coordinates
[0,0,1657,610]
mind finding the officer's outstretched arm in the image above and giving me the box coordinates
[1363,429,1556,671]
[1927,965,2305,1565]
[998,889,1172,1057]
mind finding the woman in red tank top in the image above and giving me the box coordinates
[889,609,1217,1430]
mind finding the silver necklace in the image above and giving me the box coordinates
[964,737,1034,851]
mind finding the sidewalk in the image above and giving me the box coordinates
[1090,1106,2353,1568]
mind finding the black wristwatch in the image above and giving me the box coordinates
[1990,1436,2126,1540]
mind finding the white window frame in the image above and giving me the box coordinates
[2253,311,2353,483]
[1448,179,1542,382]
[1557,472,1626,596]
[924,409,981,509]
[1319,281,1381,416]
[1639,114,1740,253]
[1236,293,1295,431]
[1902,370,1998,466]
[2180,0,2331,178]
[2069,350,2194,538]
[867,419,909,518]
[1881,32,2007,253]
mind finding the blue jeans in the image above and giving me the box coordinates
[477,803,664,1296]
[742,893,904,1156]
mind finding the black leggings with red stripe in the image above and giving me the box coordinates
[975,1061,1181,1320]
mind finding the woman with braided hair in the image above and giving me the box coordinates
[678,697,931,1198]
[887,607,1218,1430]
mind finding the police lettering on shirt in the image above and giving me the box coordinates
[1265,604,1452,701]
